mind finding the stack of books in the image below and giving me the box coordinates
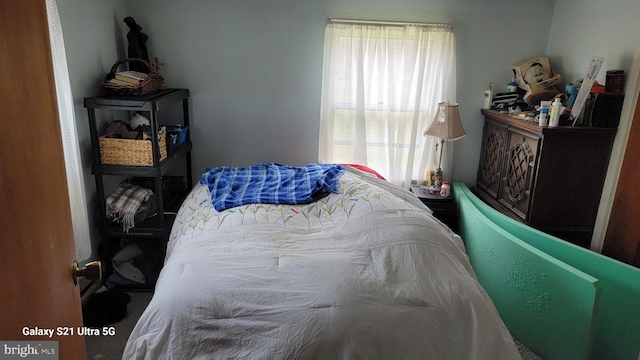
[108,71,148,85]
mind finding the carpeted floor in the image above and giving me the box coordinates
[85,292,543,359]
[515,339,544,360]
[85,292,153,360]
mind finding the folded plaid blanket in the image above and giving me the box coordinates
[106,183,154,232]
[200,163,345,211]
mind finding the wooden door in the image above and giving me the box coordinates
[0,0,87,358]
[604,90,640,267]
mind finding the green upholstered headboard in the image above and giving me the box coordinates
[454,183,640,360]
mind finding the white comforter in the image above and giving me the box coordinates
[123,168,520,359]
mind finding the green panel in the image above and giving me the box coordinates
[455,183,640,360]
[454,186,600,360]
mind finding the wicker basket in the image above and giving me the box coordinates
[102,58,164,96]
[99,131,167,166]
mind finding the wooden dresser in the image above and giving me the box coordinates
[473,109,616,248]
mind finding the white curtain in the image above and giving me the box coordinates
[319,20,456,188]
[46,0,92,261]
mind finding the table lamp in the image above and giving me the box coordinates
[423,102,466,190]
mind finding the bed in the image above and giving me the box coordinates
[122,163,520,359]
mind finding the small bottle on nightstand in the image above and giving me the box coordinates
[440,181,451,197]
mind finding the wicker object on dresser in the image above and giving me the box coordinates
[473,109,616,248]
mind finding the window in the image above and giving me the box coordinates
[319,20,456,188]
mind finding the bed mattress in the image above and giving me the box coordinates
[123,167,520,359]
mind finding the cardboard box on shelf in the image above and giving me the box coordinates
[512,57,561,93]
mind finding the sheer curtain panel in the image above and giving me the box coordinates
[319,20,456,188]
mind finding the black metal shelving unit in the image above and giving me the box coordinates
[84,88,193,238]
[84,89,194,287]
[84,88,194,290]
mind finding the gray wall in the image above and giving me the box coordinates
[55,0,639,255]
[546,0,640,248]
[57,0,557,187]
[547,0,640,85]
[121,0,555,185]
[56,0,127,259]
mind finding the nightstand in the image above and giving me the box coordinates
[411,185,459,232]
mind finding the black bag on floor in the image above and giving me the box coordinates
[82,288,131,327]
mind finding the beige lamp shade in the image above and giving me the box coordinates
[424,102,466,141]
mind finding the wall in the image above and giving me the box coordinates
[56,0,127,259]
[120,0,555,185]
[547,0,640,86]
[54,0,640,258]
[546,0,640,250]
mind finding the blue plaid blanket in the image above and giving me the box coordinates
[200,163,345,211]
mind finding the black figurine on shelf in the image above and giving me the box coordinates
[124,16,150,73]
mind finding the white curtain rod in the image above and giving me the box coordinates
[328,18,451,28]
